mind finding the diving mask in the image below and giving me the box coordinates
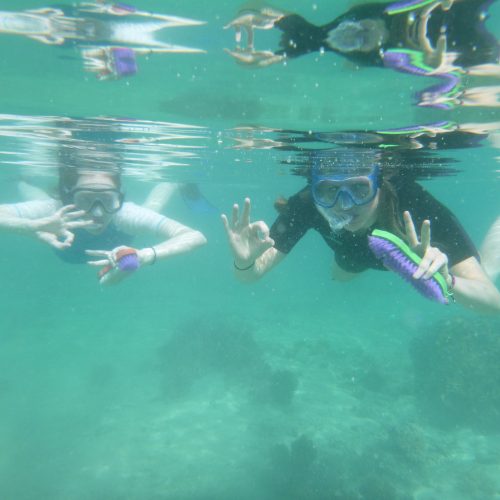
[312,165,379,209]
[71,187,123,214]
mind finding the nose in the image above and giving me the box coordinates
[89,203,104,218]
[337,191,354,211]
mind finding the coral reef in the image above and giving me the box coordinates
[159,318,298,407]
[263,435,320,499]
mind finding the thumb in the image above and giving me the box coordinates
[36,231,70,250]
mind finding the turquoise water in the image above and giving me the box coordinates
[1,1,500,499]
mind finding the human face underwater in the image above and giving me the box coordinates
[70,173,123,233]
[312,164,380,232]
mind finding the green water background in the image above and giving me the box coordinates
[1,1,500,498]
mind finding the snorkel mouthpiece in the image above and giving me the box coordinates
[316,205,353,232]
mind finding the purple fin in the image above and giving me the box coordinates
[111,48,138,77]
[368,235,448,304]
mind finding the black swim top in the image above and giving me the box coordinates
[269,180,479,273]
[56,224,134,265]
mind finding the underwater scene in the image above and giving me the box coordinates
[0,0,500,499]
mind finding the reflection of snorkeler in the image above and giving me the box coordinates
[225,1,499,108]
[0,167,207,286]
[0,2,205,79]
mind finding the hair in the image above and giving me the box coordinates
[58,166,122,204]
[374,177,405,238]
[277,147,459,240]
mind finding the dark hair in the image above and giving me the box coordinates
[277,147,459,240]
[375,178,405,238]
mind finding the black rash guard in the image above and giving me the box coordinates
[273,0,498,68]
[269,181,479,273]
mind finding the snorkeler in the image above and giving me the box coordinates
[222,148,500,314]
[0,166,207,286]
[225,0,499,109]
[0,2,205,79]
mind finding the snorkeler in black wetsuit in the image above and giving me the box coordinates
[221,140,500,314]
[225,1,499,108]
[226,0,498,67]
[269,171,478,274]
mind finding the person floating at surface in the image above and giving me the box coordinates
[0,2,205,79]
[222,149,500,314]
[225,0,499,109]
[0,166,207,286]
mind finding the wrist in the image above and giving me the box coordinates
[138,247,157,266]
[446,273,456,290]
[234,260,255,271]
[26,219,43,233]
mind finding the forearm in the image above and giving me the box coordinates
[138,228,206,264]
[453,276,500,314]
[234,247,284,283]
[0,211,40,235]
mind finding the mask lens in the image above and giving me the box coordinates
[347,180,372,203]
[313,180,341,208]
[72,189,122,213]
[99,191,121,212]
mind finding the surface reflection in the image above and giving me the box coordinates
[226,120,499,153]
[0,2,205,79]
[225,0,500,109]
[0,114,208,178]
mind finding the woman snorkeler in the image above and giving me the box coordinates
[225,0,499,108]
[0,166,206,286]
[225,0,498,69]
[222,149,500,314]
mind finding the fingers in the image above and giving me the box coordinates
[224,13,255,30]
[250,220,270,240]
[423,252,448,279]
[37,231,71,250]
[85,249,117,268]
[221,213,230,233]
[231,203,239,227]
[85,250,109,257]
[413,247,448,280]
[61,229,75,246]
[403,211,419,247]
[226,199,252,228]
[59,204,77,213]
[65,210,88,220]
[87,259,110,267]
[420,220,431,252]
[58,205,86,219]
[241,198,251,227]
[66,220,94,229]
[235,26,242,44]
[250,221,274,249]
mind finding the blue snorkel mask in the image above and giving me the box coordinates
[311,163,380,210]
